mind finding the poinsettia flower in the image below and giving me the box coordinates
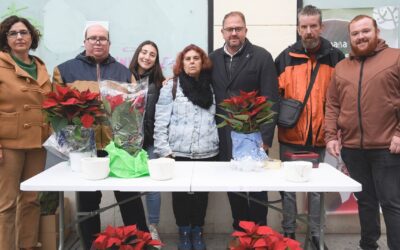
[217,90,276,133]
[106,95,124,111]
[80,113,95,128]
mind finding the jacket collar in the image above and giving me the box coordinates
[349,39,388,60]
[0,51,49,87]
[76,51,116,65]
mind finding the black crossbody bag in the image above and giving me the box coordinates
[278,62,320,128]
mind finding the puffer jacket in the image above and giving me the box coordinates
[53,51,136,149]
[275,38,344,146]
[0,52,51,149]
[154,78,219,159]
[325,39,400,149]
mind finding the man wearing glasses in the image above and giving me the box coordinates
[209,11,279,235]
[53,23,147,250]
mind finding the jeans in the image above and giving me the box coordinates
[145,146,161,225]
[146,192,161,225]
[341,148,400,250]
[279,143,325,236]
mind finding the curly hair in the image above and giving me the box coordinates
[0,15,41,52]
[173,44,212,77]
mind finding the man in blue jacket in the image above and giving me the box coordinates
[53,23,147,250]
[209,11,279,233]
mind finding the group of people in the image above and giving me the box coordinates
[0,4,399,250]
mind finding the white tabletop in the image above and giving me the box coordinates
[191,162,361,192]
[21,161,193,192]
[20,161,361,193]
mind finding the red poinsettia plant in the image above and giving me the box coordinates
[229,221,302,250]
[93,224,162,250]
[216,90,276,133]
[42,85,104,133]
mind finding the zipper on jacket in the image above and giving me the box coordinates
[357,59,365,149]
[229,56,233,80]
[96,63,103,148]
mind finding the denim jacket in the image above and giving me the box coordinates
[154,78,219,159]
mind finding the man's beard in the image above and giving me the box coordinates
[301,36,319,50]
[351,35,379,57]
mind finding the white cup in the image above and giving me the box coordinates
[80,157,110,180]
[283,161,313,182]
[69,151,92,172]
[148,158,174,180]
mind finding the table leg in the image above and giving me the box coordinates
[58,191,65,250]
[319,192,325,250]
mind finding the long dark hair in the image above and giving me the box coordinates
[129,40,165,88]
[0,15,41,52]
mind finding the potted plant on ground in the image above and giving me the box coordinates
[93,224,162,250]
[229,221,302,250]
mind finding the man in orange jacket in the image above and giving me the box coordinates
[275,5,344,249]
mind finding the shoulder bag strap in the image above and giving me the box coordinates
[301,62,320,106]
[172,77,177,100]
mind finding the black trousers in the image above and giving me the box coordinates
[77,191,148,250]
[227,191,268,231]
[173,192,208,227]
[172,156,217,227]
[341,148,400,250]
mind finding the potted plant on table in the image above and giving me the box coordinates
[42,84,104,171]
[217,90,276,168]
[229,221,302,250]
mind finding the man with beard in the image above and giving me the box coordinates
[209,11,279,234]
[275,5,344,249]
[325,15,400,250]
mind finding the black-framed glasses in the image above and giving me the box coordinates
[7,30,30,38]
[223,27,245,33]
[86,36,109,45]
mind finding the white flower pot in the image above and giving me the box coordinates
[80,157,110,180]
[148,158,174,181]
[69,151,93,172]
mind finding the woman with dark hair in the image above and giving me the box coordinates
[0,15,51,250]
[154,44,219,250]
[129,40,165,247]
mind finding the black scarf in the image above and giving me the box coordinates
[179,71,213,110]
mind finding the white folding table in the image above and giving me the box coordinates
[21,161,361,250]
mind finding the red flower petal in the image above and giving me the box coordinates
[81,114,95,128]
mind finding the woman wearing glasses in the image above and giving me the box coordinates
[129,40,165,247]
[154,44,219,250]
[0,16,51,250]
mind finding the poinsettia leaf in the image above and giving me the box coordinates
[42,98,58,109]
[216,120,228,128]
[51,117,68,133]
[233,114,249,121]
[103,99,112,114]
[72,116,82,126]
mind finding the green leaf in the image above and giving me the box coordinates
[233,114,249,121]
[216,120,228,128]
[51,117,68,133]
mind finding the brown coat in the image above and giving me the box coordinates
[325,39,400,149]
[0,52,51,149]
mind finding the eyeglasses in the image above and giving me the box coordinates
[223,27,245,33]
[7,30,30,38]
[86,36,109,45]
